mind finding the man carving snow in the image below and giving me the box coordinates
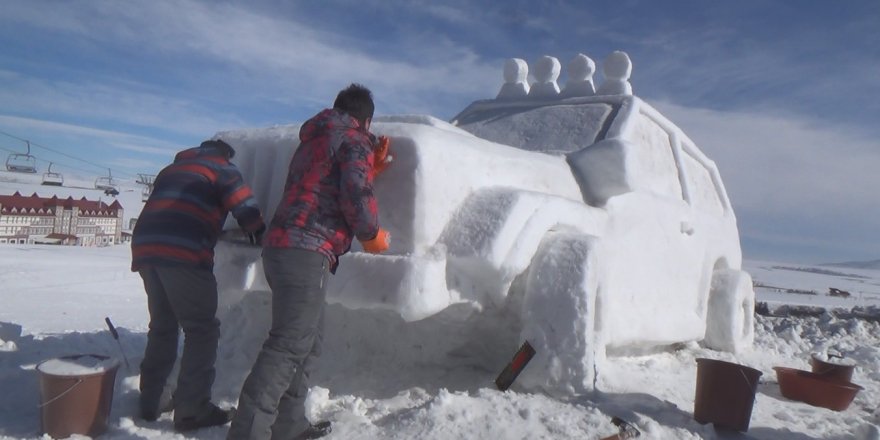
[228,83,391,440]
[131,139,265,431]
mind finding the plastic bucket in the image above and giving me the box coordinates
[693,358,762,432]
[36,354,120,438]
[810,354,855,383]
[775,366,863,411]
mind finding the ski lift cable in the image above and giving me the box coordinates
[0,143,123,178]
[0,129,138,180]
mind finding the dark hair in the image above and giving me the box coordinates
[202,139,235,159]
[333,83,374,126]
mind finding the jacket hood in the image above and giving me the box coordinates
[299,109,364,143]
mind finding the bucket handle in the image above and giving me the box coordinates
[37,379,84,408]
[739,368,756,389]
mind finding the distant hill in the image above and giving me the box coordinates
[823,259,880,270]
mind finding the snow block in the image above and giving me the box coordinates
[518,231,600,395]
[705,269,755,353]
[440,187,606,306]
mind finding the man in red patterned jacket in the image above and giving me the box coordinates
[132,139,265,431]
[228,84,391,440]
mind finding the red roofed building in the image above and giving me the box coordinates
[0,192,124,246]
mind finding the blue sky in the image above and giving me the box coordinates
[1,0,878,264]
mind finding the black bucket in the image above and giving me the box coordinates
[693,358,762,432]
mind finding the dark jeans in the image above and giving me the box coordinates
[139,266,220,419]
[228,248,329,440]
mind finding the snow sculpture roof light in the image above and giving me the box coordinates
[5,140,37,174]
[596,50,633,96]
[41,162,64,186]
[561,53,596,97]
[528,55,562,98]
[496,58,530,99]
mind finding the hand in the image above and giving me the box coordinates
[374,136,391,176]
[360,228,390,254]
[247,225,266,246]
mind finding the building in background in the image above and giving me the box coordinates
[0,192,123,246]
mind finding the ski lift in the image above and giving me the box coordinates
[95,168,117,191]
[41,162,64,186]
[137,173,156,202]
[6,140,37,173]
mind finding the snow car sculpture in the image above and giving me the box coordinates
[215,51,755,396]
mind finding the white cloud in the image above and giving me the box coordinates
[1,0,500,130]
[0,115,181,169]
[0,115,180,156]
[106,156,165,171]
[656,102,880,212]
[0,72,244,138]
[655,101,880,260]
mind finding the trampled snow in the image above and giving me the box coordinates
[1,244,879,439]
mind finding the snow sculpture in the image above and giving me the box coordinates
[214,51,754,397]
[496,58,530,100]
[561,53,596,97]
[528,55,561,99]
[596,51,633,96]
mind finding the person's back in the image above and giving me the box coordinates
[228,84,389,440]
[132,139,264,432]
[132,140,263,271]
[264,107,380,266]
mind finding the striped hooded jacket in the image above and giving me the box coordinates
[264,108,380,268]
[131,141,265,271]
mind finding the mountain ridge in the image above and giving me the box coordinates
[822,259,880,270]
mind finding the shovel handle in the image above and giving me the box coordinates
[105,317,119,340]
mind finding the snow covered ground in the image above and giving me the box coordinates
[1,243,878,439]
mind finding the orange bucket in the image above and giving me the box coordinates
[36,354,120,438]
[809,353,855,383]
[775,367,862,411]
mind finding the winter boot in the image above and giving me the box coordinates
[173,403,235,432]
[293,420,332,439]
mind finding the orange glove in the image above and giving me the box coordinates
[373,136,391,176]
[361,228,390,253]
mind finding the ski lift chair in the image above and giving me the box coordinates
[41,162,64,186]
[6,141,37,173]
[95,168,117,191]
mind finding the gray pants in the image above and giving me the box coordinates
[228,248,329,440]
[139,266,220,419]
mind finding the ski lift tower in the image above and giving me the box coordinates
[137,173,156,202]
[5,140,37,173]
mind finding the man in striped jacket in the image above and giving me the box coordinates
[132,139,265,431]
[228,84,390,440]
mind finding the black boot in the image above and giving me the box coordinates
[139,400,173,422]
[173,403,235,432]
[139,389,174,422]
[294,420,332,439]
